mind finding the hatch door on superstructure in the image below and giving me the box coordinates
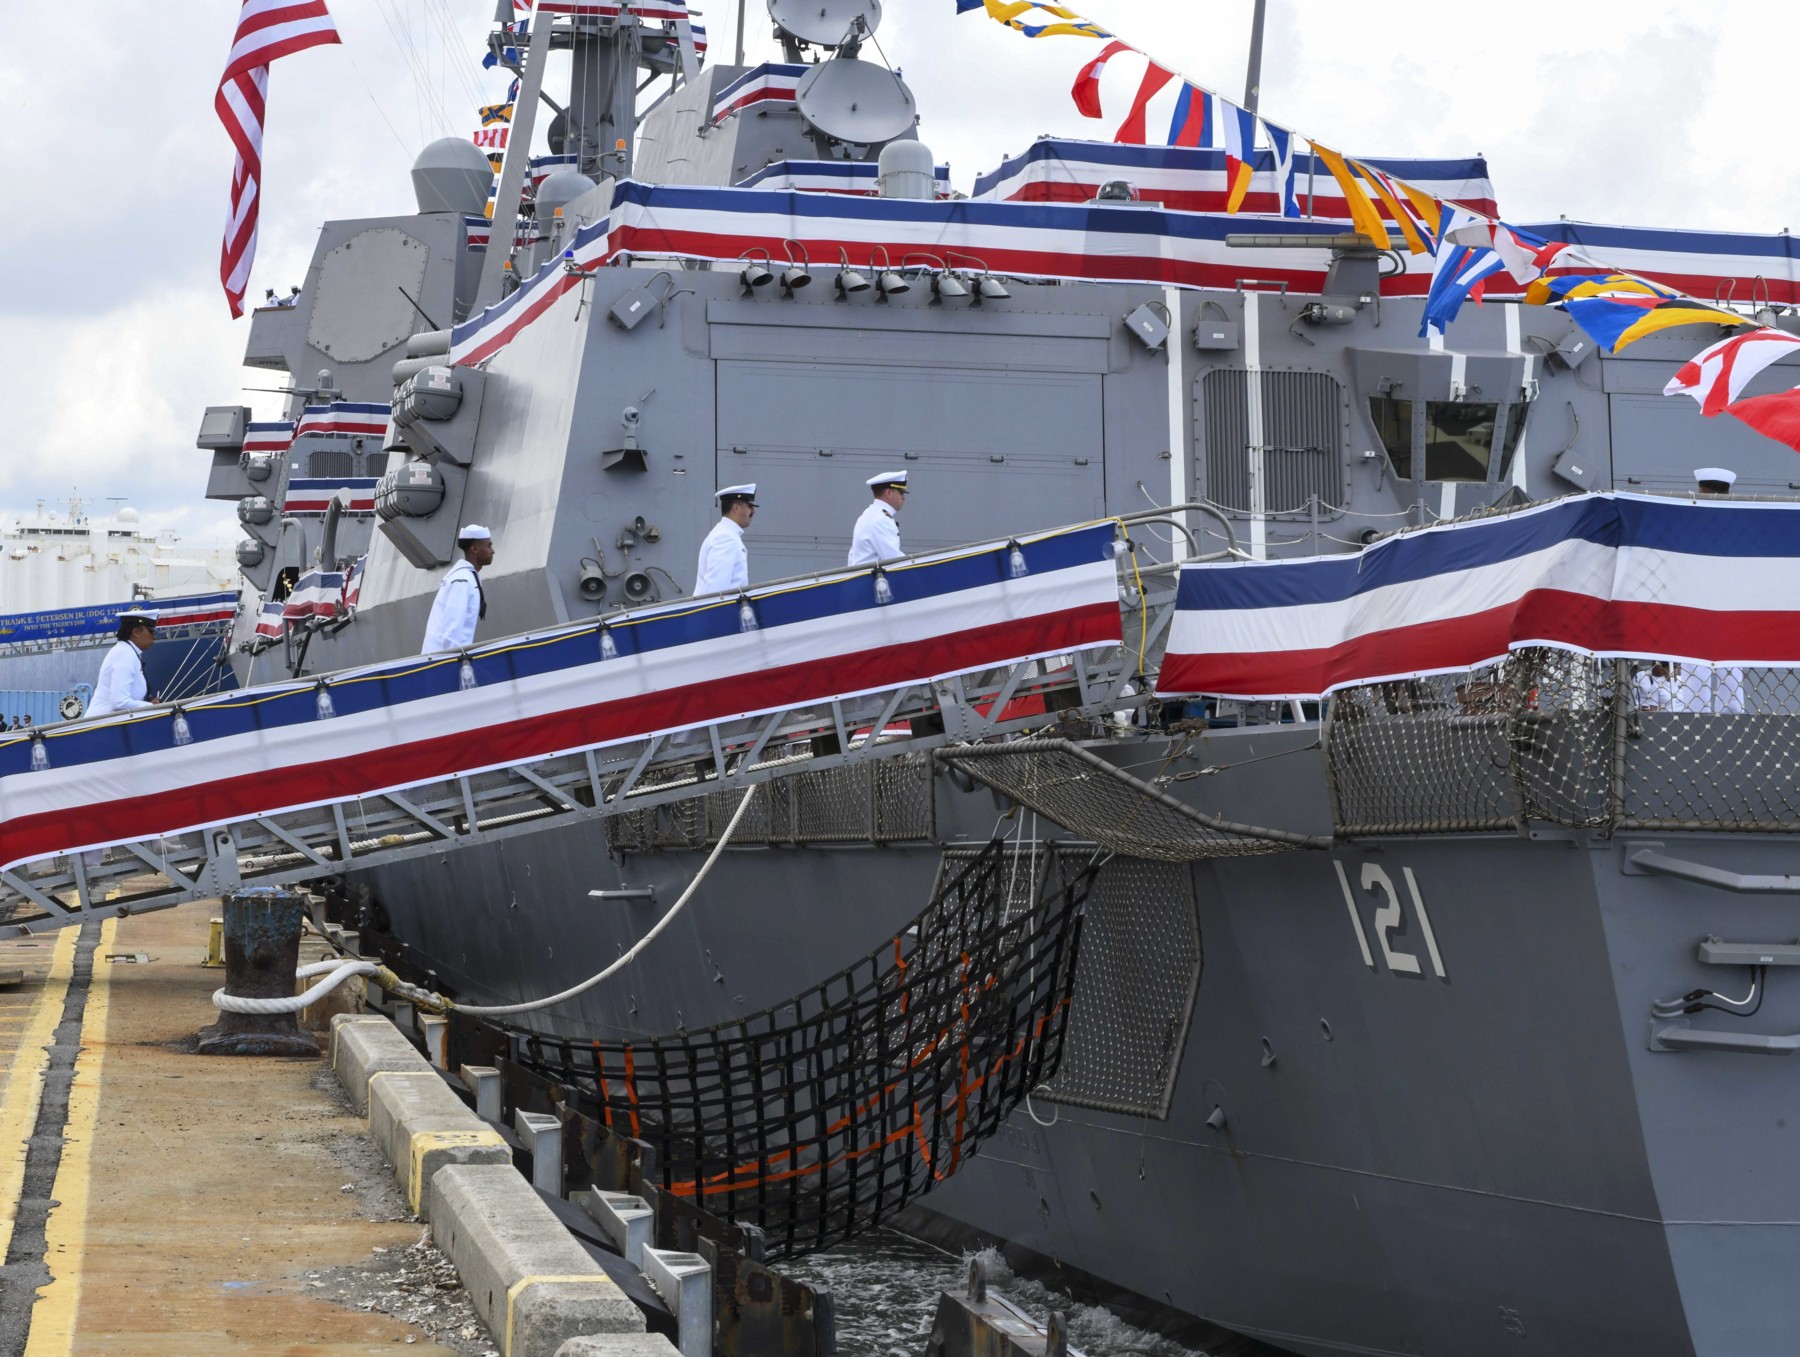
[712,317,1107,580]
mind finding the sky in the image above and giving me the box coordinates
[0,0,1792,554]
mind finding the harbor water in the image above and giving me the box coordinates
[781,1229,1213,1357]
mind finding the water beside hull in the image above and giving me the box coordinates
[353,732,1800,1356]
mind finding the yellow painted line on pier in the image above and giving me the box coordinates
[23,921,116,1357]
[0,930,78,1262]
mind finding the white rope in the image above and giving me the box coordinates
[454,782,762,1017]
[212,958,379,1015]
[213,785,762,1019]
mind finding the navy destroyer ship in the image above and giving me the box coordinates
[175,4,1800,1354]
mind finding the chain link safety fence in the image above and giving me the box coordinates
[1326,648,1800,835]
[607,754,935,851]
[514,839,1093,1260]
[936,739,1329,861]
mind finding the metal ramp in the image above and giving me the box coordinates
[0,564,1182,936]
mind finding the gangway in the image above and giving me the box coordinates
[0,513,1213,934]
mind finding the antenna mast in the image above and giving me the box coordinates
[1243,0,1267,113]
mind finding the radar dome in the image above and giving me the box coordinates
[877,139,935,200]
[114,505,140,524]
[535,169,600,224]
[411,138,496,216]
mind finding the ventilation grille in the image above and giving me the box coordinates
[1202,369,1345,514]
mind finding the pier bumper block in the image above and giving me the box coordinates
[430,1163,644,1357]
[556,1338,683,1357]
[367,1070,512,1217]
[331,1012,435,1113]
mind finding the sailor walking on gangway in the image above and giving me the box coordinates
[88,609,157,716]
[695,485,756,594]
[848,471,907,566]
[421,525,494,653]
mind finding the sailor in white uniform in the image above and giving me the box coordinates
[421,525,494,654]
[695,485,756,594]
[848,470,907,566]
[88,609,158,716]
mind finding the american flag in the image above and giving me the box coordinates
[216,1,341,317]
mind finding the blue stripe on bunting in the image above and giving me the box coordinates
[452,214,613,350]
[605,177,1353,245]
[1177,496,1800,611]
[1522,220,1800,263]
[3,523,1115,777]
[971,139,1491,201]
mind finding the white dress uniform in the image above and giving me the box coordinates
[848,501,901,566]
[1672,663,1746,714]
[695,485,755,595]
[694,518,748,594]
[88,639,152,716]
[422,559,485,653]
[1632,668,1675,712]
[848,470,907,566]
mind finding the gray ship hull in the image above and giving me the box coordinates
[356,726,1800,1357]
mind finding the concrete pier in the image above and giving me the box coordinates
[0,901,484,1354]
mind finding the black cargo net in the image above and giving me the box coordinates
[515,839,1093,1260]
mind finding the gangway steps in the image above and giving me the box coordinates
[1,646,1156,935]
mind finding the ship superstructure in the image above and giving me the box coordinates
[159,3,1800,1354]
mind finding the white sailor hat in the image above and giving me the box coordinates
[1693,467,1737,487]
[118,608,157,625]
[716,483,758,504]
[867,470,909,490]
[457,524,493,540]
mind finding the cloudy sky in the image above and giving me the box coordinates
[1,0,1791,554]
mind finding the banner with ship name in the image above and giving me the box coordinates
[1156,494,1800,701]
[0,525,1122,871]
[0,593,239,650]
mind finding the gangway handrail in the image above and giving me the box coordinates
[0,515,1185,935]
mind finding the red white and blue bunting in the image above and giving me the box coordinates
[1157,494,1800,701]
[734,159,953,198]
[972,140,1499,221]
[282,478,378,516]
[293,402,389,441]
[0,524,1121,870]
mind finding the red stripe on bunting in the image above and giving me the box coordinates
[2,603,1120,870]
[1158,594,1800,700]
[603,224,1438,297]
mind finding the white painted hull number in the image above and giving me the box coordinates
[1334,861,1447,980]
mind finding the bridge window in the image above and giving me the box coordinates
[1496,401,1530,482]
[1423,401,1498,482]
[1368,396,1413,480]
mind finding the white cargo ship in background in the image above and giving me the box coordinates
[0,496,240,724]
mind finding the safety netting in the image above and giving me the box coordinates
[1327,648,1800,835]
[515,838,1092,1259]
[937,738,1327,861]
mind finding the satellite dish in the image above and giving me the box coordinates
[795,58,916,147]
[767,0,882,48]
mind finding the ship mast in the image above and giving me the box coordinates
[1243,0,1267,113]
[477,3,700,309]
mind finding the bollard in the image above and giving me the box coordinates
[196,887,322,1057]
